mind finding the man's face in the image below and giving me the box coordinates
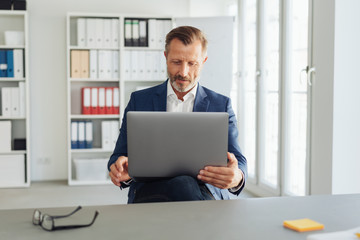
[165,38,207,93]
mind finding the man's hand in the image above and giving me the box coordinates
[197,152,243,189]
[109,156,131,187]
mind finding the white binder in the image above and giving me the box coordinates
[71,121,78,148]
[101,121,112,150]
[85,121,93,148]
[124,19,132,46]
[131,19,140,46]
[130,50,139,80]
[98,50,111,79]
[77,18,86,47]
[113,87,119,112]
[159,51,167,80]
[19,82,26,117]
[1,87,11,117]
[148,19,157,49]
[152,51,160,80]
[0,121,11,152]
[78,121,85,148]
[156,20,164,49]
[123,50,131,80]
[86,18,97,48]
[89,50,98,79]
[10,87,20,117]
[112,50,119,79]
[144,51,153,80]
[103,19,112,48]
[13,49,24,78]
[110,120,119,148]
[137,51,146,80]
[139,20,147,46]
[111,19,119,48]
[95,18,104,48]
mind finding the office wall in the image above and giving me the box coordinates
[28,0,192,181]
[310,0,360,195]
[332,0,360,194]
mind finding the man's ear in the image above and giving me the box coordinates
[164,51,167,58]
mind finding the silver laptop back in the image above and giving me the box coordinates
[127,111,228,181]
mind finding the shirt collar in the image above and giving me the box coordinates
[167,80,197,102]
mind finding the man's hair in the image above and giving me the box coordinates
[165,26,208,55]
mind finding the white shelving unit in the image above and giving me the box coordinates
[66,12,170,185]
[0,10,30,188]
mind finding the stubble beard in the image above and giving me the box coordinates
[168,72,198,93]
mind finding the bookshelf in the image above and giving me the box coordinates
[0,10,30,188]
[66,13,171,185]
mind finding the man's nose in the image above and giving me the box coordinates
[178,63,189,77]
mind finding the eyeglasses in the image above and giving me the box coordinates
[32,206,99,231]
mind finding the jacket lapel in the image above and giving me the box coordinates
[153,80,168,111]
[193,84,209,112]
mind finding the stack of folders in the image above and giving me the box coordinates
[70,50,119,79]
[124,18,172,49]
[81,87,119,115]
[76,18,119,48]
[71,121,93,149]
[0,49,24,78]
[101,120,119,151]
[123,50,167,81]
[1,83,26,117]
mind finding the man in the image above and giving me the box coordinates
[108,26,247,203]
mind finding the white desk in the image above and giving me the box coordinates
[1,194,359,239]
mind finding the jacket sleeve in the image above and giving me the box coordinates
[226,98,248,195]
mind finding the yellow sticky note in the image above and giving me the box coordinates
[355,232,360,238]
[283,218,324,232]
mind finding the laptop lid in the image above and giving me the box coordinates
[127,111,228,182]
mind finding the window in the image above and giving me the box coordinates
[236,0,310,196]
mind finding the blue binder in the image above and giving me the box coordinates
[0,50,7,77]
[6,50,14,78]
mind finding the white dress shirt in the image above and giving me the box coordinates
[166,81,197,112]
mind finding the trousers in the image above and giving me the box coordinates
[132,175,215,203]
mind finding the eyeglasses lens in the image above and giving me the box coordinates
[41,214,54,231]
[33,210,41,225]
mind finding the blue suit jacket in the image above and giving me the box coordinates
[108,80,247,203]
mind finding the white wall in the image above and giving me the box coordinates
[310,0,360,195]
[28,0,191,181]
[332,0,360,194]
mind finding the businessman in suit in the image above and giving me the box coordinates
[108,26,247,203]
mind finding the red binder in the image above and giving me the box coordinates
[81,87,91,114]
[113,87,120,114]
[105,87,113,114]
[90,87,99,114]
[98,87,106,114]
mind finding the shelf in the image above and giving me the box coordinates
[68,179,112,186]
[70,114,120,119]
[0,78,26,82]
[124,47,164,51]
[71,148,113,154]
[70,78,120,82]
[124,79,164,82]
[0,45,25,49]
[0,150,27,155]
[0,116,26,120]
[69,46,120,50]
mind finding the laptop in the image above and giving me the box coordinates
[127,111,229,182]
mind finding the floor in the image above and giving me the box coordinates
[0,181,256,210]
